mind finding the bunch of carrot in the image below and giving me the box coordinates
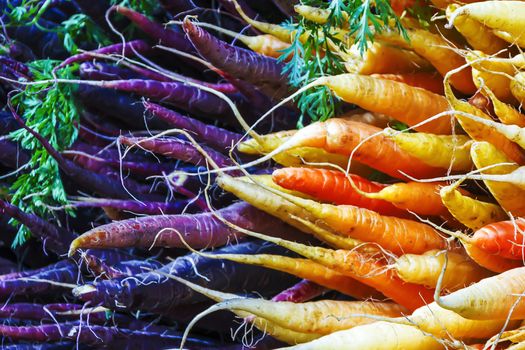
[5,0,525,349]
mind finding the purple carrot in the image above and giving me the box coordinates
[182,19,289,100]
[0,260,71,283]
[144,101,242,150]
[272,0,297,16]
[58,40,151,69]
[0,56,31,78]
[0,200,76,255]
[84,256,163,279]
[80,110,124,135]
[0,303,108,324]
[70,142,148,163]
[9,105,164,202]
[68,197,206,215]
[69,201,305,253]
[79,61,147,81]
[2,343,75,350]
[271,279,327,302]
[114,6,194,53]
[0,139,30,170]
[7,41,36,62]
[0,257,17,276]
[159,0,198,15]
[0,322,218,348]
[119,135,239,172]
[82,78,250,121]
[73,241,297,314]
[70,198,308,254]
[0,261,78,298]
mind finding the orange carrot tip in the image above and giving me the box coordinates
[384,128,473,172]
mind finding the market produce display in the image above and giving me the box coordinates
[2,0,525,349]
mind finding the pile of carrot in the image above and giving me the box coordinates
[4,0,525,349]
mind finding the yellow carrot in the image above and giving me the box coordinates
[440,180,508,230]
[438,266,525,320]
[483,85,525,127]
[445,78,525,165]
[445,4,509,54]
[467,50,516,104]
[448,1,525,47]
[376,27,476,94]
[393,250,493,290]
[275,321,443,350]
[385,128,473,171]
[470,141,525,215]
[511,72,525,105]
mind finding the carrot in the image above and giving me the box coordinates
[511,72,525,105]
[272,280,327,303]
[482,85,525,127]
[447,1,525,47]
[470,141,525,215]
[256,119,444,180]
[219,175,447,255]
[440,180,508,230]
[189,296,407,335]
[183,251,382,299]
[445,4,509,54]
[371,72,444,95]
[183,21,290,59]
[238,130,370,173]
[154,272,322,345]
[357,181,454,217]
[339,109,395,129]
[208,200,436,311]
[385,128,473,171]
[272,168,410,217]
[293,5,348,27]
[438,266,525,320]
[393,249,493,290]
[376,27,476,94]
[274,321,443,350]
[445,78,525,165]
[239,174,315,200]
[312,74,453,134]
[466,51,516,104]
[472,219,525,260]
[340,43,434,75]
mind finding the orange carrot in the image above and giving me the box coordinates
[472,219,525,260]
[272,168,409,217]
[371,72,444,95]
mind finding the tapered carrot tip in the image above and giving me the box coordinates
[68,240,80,257]
[72,284,97,298]
[68,229,108,256]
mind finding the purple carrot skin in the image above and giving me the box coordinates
[73,241,298,314]
[69,197,205,215]
[69,142,149,163]
[0,303,109,324]
[0,56,31,78]
[0,111,21,135]
[0,260,71,283]
[84,256,162,279]
[0,257,17,276]
[113,6,195,54]
[75,86,167,130]
[85,78,248,121]
[119,136,240,174]
[0,322,219,348]
[80,110,123,136]
[58,40,151,69]
[183,19,290,100]
[272,0,296,16]
[69,201,308,252]
[0,139,30,169]
[0,261,78,298]
[272,279,327,302]
[0,200,75,255]
[79,62,148,81]
[10,105,165,201]
[2,343,74,350]
[144,101,243,150]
